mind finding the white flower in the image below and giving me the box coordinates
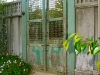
[1,65,4,68]
[6,53,8,56]
[0,71,2,73]
[8,60,11,63]
[14,60,17,63]
[13,60,17,63]
[23,69,25,71]
[75,49,78,55]
[9,61,11,64]
[2,64,4,67]
[20,62,21,65]
[1,69,3,71]
[1,57,3,59]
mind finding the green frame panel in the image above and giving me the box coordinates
[68,0,76,75]
[21,0,75,74]
[42,0,47,71]
[63,0,67,75]
[21,0,27,61]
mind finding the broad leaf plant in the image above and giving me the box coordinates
[63,33,100,55]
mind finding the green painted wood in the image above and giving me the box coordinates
[28,45,44,71]
[21,0,27,61]
[27,17,63,22]
[49,17,63,21]
[46,0,67,74]
[26,0,29,63]
[26,0,29,43]
[45,0,49,71]
[26,0,45,71]
[42,0,47,71]
[63,0,67,75]
[27,19,42,22]
[63,0,67,40]
[26,0,68,74]
[68,0,76,75]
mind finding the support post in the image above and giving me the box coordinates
[63,0,67,75]
[98,0,100,60]
[21,0,27,61]
[68,0,76,75]
[42,0,47,71]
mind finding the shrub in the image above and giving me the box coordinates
[0,54,31,75]
[63,33,100,55]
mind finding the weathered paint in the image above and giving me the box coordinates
[27,45,44,70]
[22,0,27,61]
[43,0,48,71]
[27,0,67,74]
[75,0,98,74]
[68,0,76,75]
[47,46,66,74]
[76,5,96,71]
[63,0,67,74]
[12,17,21,55]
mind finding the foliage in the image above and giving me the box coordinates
[29,0,64,19]
[63,33,100,72]
[0,0,9,53]
[63,33,100,55]
[0,54,31,75]
[0,2,3,19]
[49,0,63,18]
[96,60,100,70]
[0,0,6,12]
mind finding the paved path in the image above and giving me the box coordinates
[30,71,57,75]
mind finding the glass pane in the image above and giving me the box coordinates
[29,0,42,19]
[49,0,63,18]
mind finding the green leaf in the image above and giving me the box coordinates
[88,45,92,54]
[75,42,81,54]
[63,40,70,51]
[98,37,100,41]
[62,40,67,47]
[65,42,70,51]
[63,33,77,51]
[93,46,100,55]
[91,50,94,55]
[74,34,78,40]
[92,41,97,49]
[81,44,86,52]
[86,37,93,42]
[87,52,89,55]
[74,38,81,45]
[68,33,76,40]
[96,60,100,69]
[75,49,78,55]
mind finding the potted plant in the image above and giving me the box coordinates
[63,33,100,75]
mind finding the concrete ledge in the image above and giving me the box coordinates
[75,69,100,75]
